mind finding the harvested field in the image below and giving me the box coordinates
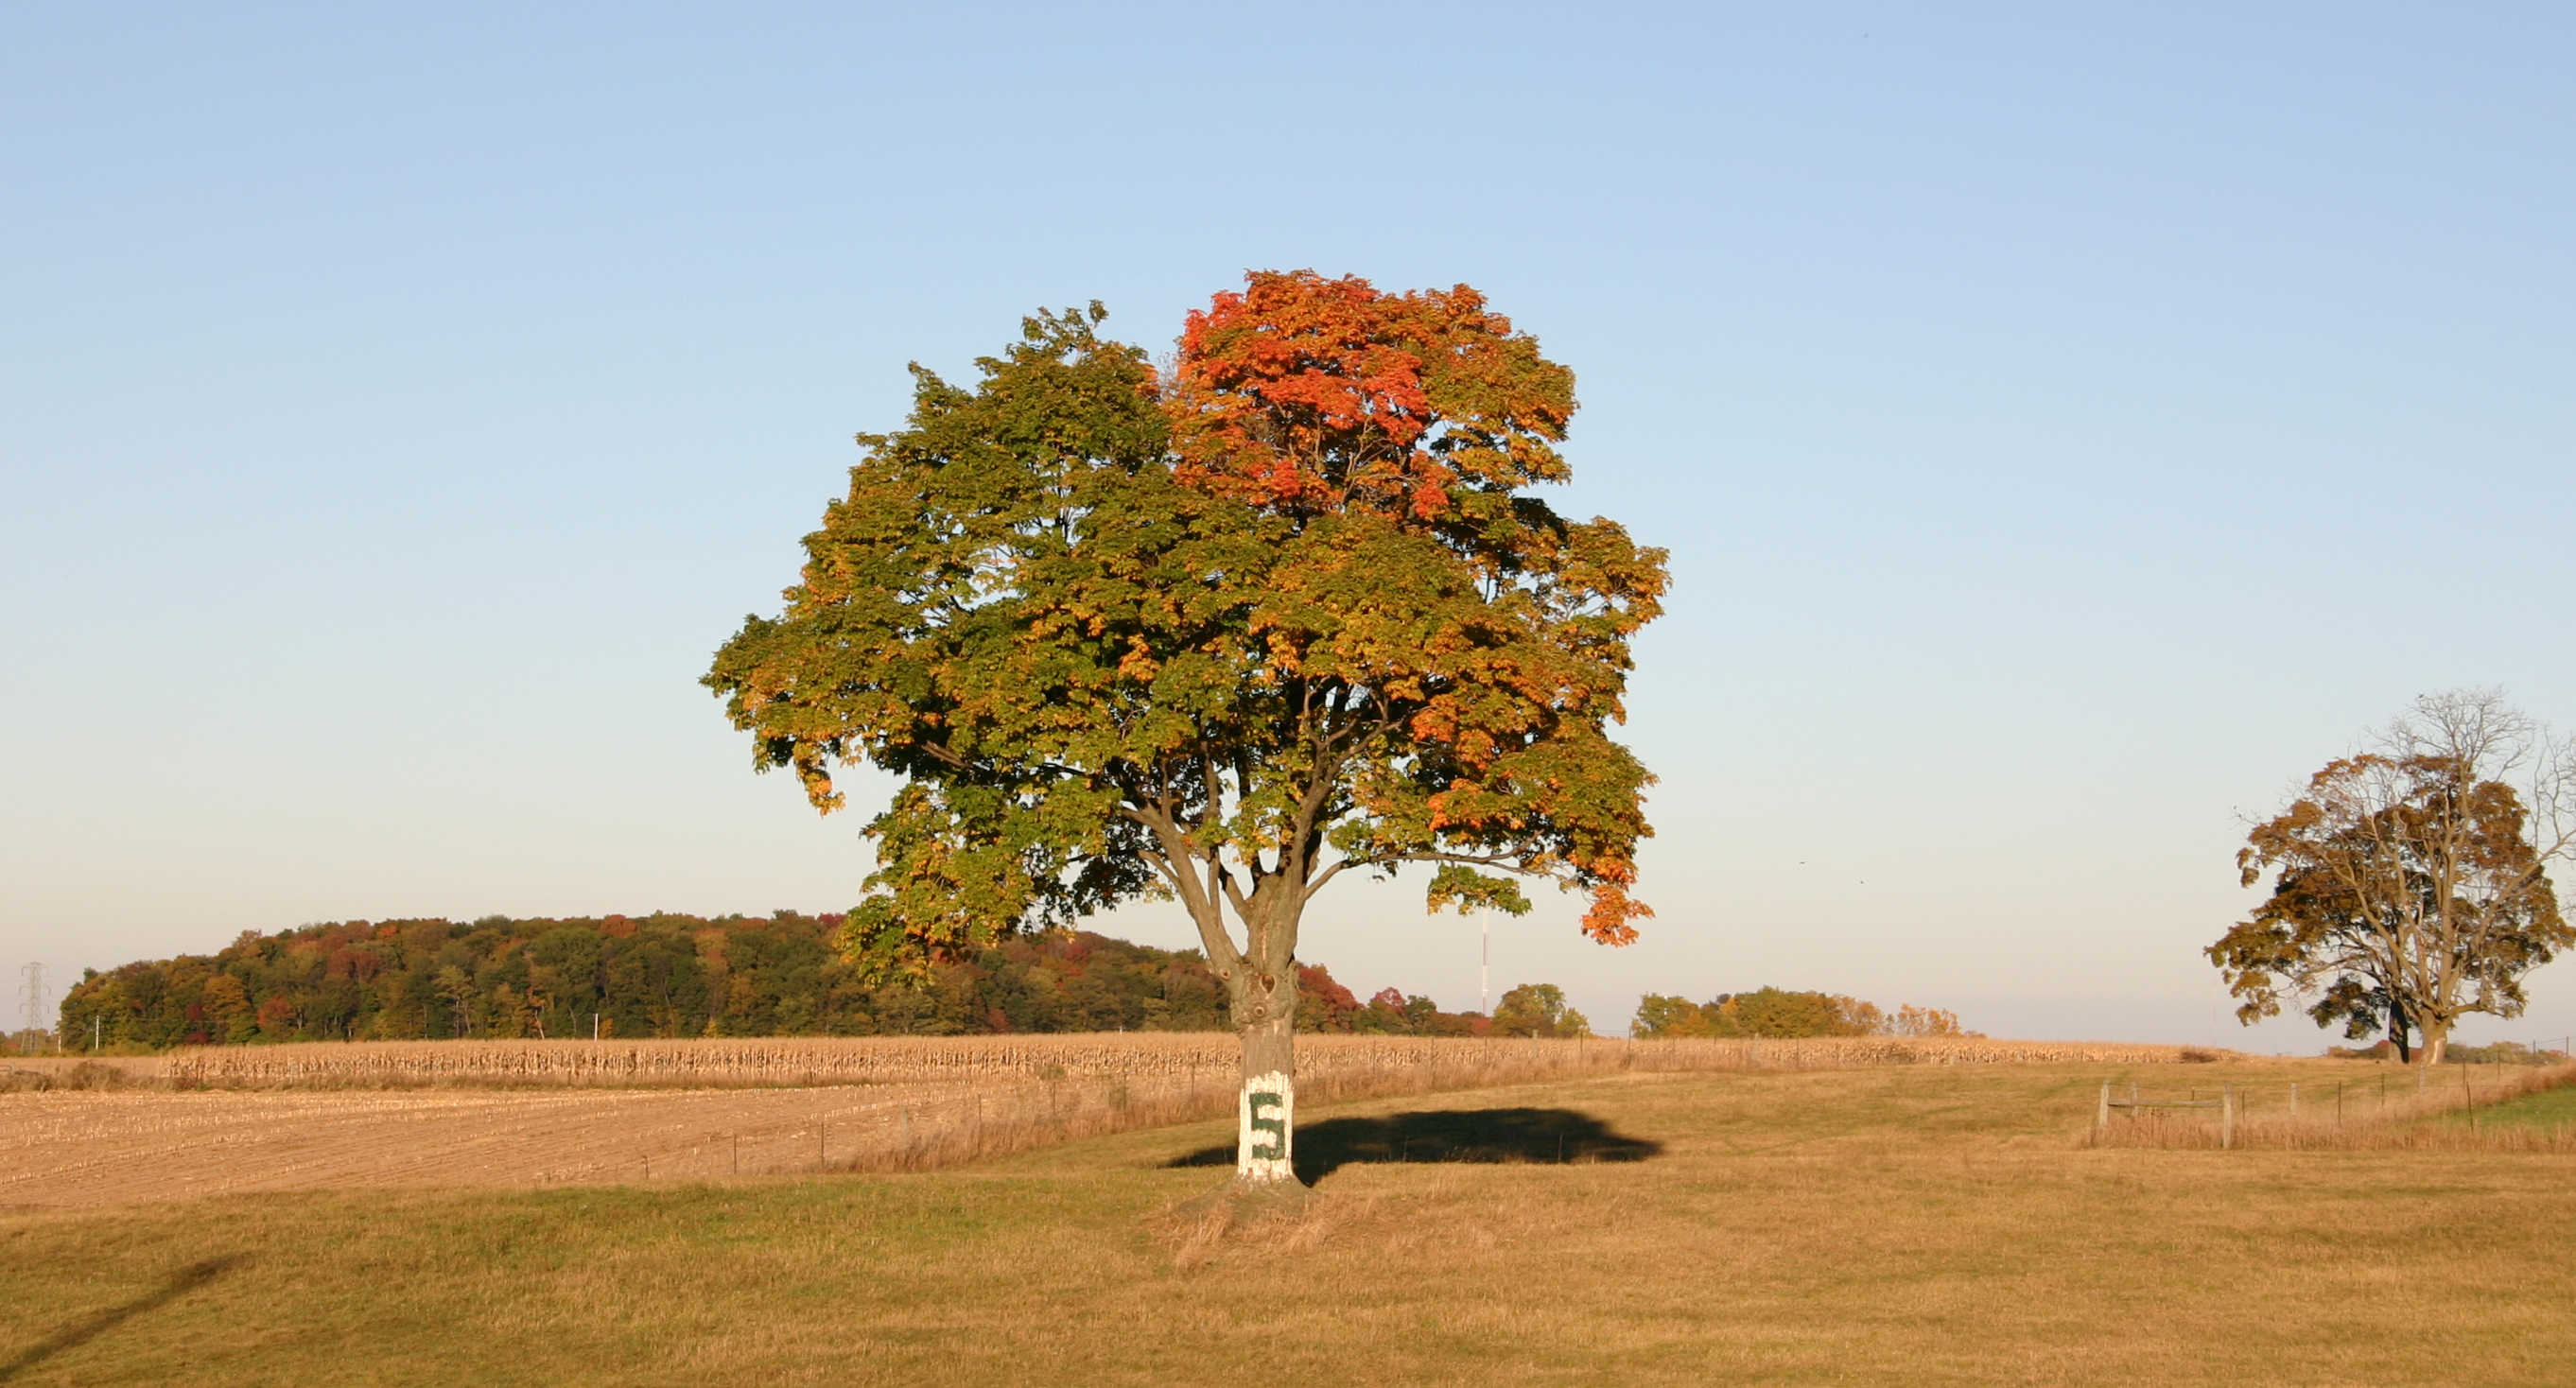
[6,1057,2571,1387]
[0,1085,940,1206]
[2,1034,2224,1207]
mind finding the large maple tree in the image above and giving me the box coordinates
[706,273,1665,1186]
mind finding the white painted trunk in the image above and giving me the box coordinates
[1236,1070,1295,1183]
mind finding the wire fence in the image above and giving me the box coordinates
[2087,1061,2576,1151]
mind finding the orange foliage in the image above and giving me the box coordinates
[1168,270,1573,521]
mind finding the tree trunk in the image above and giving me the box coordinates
[1235,1005,1296,1184]
[1223,894,1301,1187]
[2389,998,2412,1065]
[2419,1021,2448,1067]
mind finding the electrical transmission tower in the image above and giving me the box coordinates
[18,962,44,1041]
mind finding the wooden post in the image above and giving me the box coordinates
[2097,1082,2111,1136]
[2221,1084,2234,1150]
[2289,1082,2299,1119]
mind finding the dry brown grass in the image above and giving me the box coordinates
[0,1035,2232,1206]
[3,1057,2570,1386]
[2088,1058,2576,1150]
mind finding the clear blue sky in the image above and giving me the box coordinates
[7,4,2573,1049]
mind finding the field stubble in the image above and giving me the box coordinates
[1,1034,2215,1208]
[4,1057,2571,1387]
[4,1034,2209,1206]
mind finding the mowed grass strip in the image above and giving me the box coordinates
[2,1061,2567,1387]
[2444,1075,2576,1132]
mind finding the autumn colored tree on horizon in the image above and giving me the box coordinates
[1490,982,1593,1038]
[1630,988,1971,1040]
[2212,689,2576,1065]
[705,270,1667,1189]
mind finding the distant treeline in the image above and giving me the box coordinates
[1631,989,1974,1040]
[55,913,1498,1049]
[2327,1039,2565,1065]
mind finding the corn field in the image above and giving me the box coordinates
[151,1032,2220,1090]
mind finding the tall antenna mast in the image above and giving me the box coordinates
[18,962,44,1039]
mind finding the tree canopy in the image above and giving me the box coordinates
[1629,988,1970,1039]
[705,277,1664,988]
[2211,689,2576,1063]
[1490,982,1593,1038]
[54,913,1503,1048]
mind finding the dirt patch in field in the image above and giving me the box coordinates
[0,1082,1053,1207]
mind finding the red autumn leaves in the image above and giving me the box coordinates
[1165,270,1653,946]
[1167,270,1575,522]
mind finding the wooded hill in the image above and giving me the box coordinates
[56,914,1494,1049]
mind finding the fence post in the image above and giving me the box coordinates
[2221,1084,2234,1150]
[2289,1082,2298,1119]
[2097,1082,2110,1136]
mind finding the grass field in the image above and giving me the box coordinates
[2443,1078,2576,1133]
[0,1035,2223,1203]
[3,1058,2568,1386]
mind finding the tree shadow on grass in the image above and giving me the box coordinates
[0,1253,247,1383]
[1167,1107,1662,1184]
